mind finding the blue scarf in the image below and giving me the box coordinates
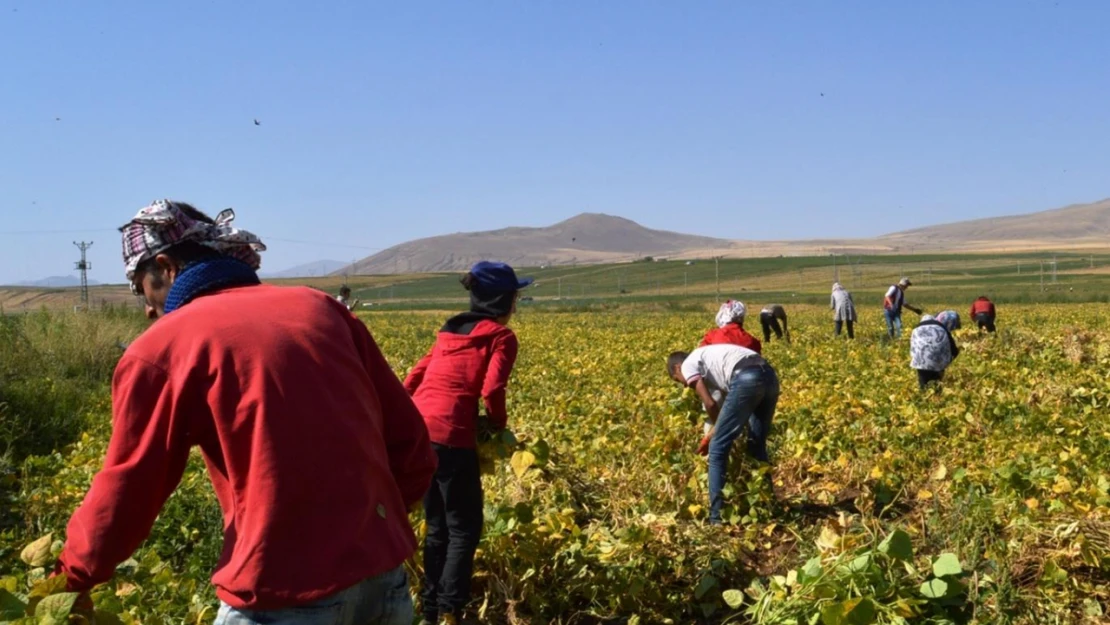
[164,257,261,314]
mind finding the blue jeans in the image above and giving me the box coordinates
[708,364,780,524]
[214,566,413,625]
[884,309,903,338]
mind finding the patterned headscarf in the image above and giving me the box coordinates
[832,282,843,292]
[935,310,962,332]
[715,300,746,328]
[120,200,266,280]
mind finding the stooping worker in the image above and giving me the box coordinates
[667,344,780,524]
[759,303,790,343]
[830,282,857,339]
[701,299,762,352]
[970,296,997,333]
[403,261,531,625]
[57,200,436,625]
[697,300,762,452]
[337,284,361,311]
[883,277,922,338]
[910,312,961,390]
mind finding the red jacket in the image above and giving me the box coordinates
[700,323,763,353]
[404,318,518,448]
[970,298,995,318]
[58,285,436,610]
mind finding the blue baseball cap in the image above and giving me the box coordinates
[469,261,533,293]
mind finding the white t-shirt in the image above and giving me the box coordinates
[680,344,762,393]
[885,285,904,311]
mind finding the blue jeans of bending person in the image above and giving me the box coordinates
[884,309,903,338]
[213,566,413,625]
[707,363,780,524]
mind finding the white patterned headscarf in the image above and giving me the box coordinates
[832,282,843,292]
[935,310,962,332]
[120,200,266,280]
[714,300,746,328]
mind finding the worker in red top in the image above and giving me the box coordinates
[700,300,762,353]
[970,296,997,333]
[56,200,436,625]
[404,261,531,625]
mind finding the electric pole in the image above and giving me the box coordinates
[73,241,93,310]
[714,256,720,301]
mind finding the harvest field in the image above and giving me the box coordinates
[2,305,1109,623]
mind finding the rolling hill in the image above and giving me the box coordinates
[340,199,1110,275]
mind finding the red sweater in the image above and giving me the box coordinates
[970,298,996,318]
[58,285,436,610]
[404,319,518,448]
[700,323,763,353]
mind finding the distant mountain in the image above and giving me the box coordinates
[263,260,348,279]
[879,198,1110,250]
[342,213,736,275]
[338,199,1110,275]
[14,276,100,288]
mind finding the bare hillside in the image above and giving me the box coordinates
[347,213,736,274]
[878,198,1110,249]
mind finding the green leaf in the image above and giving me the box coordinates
[721,589,744,609]
[93,610,126,625]
[499,429,518,448]
[847,554,872,573]
[932,553,962,578]
[20,534,54,567]
[920,578,949,599]
[820,601,845,625]
[801,557,823,583]
[694,574,717,600]
[513,502,534,524]
[530,439,551,466]
[0,589,27,620]
[878,529,914,562]
[34,592,78,622]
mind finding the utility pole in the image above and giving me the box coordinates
[832,254,839,283]
[684,271,688,297]
[73,241,93,310]
[557,276,562,299]
[1052,255,1058,284]
[714,256,720,301]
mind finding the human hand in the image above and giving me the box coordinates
[697,435,711,456]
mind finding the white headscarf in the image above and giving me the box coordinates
[715,300,746,328]
[832,282,843,292]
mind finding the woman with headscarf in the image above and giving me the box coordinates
[700,300,762,352]
[910,313,960,390]
[403,261,532,625]
[830,282,857,339]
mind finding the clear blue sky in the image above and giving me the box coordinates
[2,1,1108,284]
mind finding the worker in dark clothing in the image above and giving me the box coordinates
[759,304,789,343]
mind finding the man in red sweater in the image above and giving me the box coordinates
[404,261,530,625]
[970,296,997,333]
[57,200,436,625]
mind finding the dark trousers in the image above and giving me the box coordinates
[760,313,784,343]
[917,369,944,390]
[422,444,483,621]
[834,319,855,339]
[974,313,996,333]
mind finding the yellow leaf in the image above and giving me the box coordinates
[816,526,841,553]
[931,465,948,481]
[20,533,54,567]
[1052,477,1073,494]
[510,451,536,479]
[916,489,933,500]
[1025,498,1039,510]
[870,466,884,479]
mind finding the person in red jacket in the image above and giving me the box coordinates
[404,261,531,625]
[700,300,762,353]
[57,200,436,625]
[970,296,997,333]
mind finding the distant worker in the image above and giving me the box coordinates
[759,304,790,343]
[883,278,922,338]
[667,344,780,524]
[970,296,997,333]
[701,300,762,352]
[910,313,960,390]
[403,261,531,625]
[337,285,360,311]
[830,282,857,339]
